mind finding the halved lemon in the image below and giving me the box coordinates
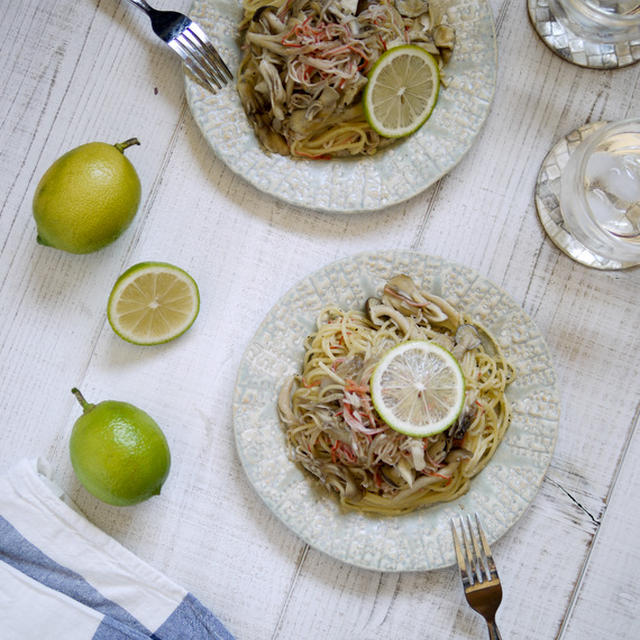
[107,262,200,345]
[364,45,440,138]
[370,340,465,438]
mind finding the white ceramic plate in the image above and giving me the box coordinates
[233,252,560,572]
[186,0,497,212]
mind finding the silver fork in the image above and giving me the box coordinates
[124,0,232,92]
[451,514,503,640]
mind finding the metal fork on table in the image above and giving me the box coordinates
[124,0,232,92]
[451,514,503,640]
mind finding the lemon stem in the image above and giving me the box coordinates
[114,138,140,154]
[71,387,95,413]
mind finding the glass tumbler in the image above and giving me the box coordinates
[559,118,640,264]
[548,0,640,43]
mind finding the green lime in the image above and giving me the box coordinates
[69,388,171,506]
[33,139,141,254]
[363,45,440,138]
[370,340,465,438]
[107,262,200,346]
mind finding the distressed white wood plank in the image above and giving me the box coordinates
[559,404,640,640]
[0,0,191,460]
[1,0,640,638]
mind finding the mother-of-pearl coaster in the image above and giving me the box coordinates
[528,0,640,69]
[535,121,639,269]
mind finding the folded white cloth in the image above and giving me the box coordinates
[0,459,234,640]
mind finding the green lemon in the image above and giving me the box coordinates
[33,139,142,254]
[69,388,171,506]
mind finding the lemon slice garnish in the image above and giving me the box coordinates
[370,340,465,437]
[364,45,440,139]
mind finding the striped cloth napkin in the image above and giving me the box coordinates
[0,458,234,640]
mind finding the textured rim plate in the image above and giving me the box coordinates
[232,251,560,572]
[186,0,497,213]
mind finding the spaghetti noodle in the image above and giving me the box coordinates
[277,275,514,515]
[237,0,455,158]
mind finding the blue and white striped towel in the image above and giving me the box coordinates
[0,458,234,640]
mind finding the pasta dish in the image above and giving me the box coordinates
[237,0,455,158]
[277,275,514,515]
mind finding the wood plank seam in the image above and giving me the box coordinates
[546,477,600,525]
[269,544,310,640]
[555,398,640,639]
[410,178,443,250]
[0,3,100,268]
[116,97,190,271]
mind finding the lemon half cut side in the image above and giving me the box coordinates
[107,262,200,346]
[370,340,465,438]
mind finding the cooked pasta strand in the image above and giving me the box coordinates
[237,0,455,157]
[278,275,513,516]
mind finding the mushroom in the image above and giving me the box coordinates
[420,291,462,331]
[258,59,286,121]
[397,457,416,487]
[339,74,367,108]
[365,297,384,324]
[277,376,297,424]
[318,85,341,107]
[394,0,429,17]
[380,467,402,489]
[245,31,291,56]
[429,332,455,352]
[452,323,482,360]
[408,439,427,472]
[445,448,473,463]
[382,274,430,317]
[251,5,286,34]
[288,109,312,135]
[254,114,290,155]
[433,24,455,64]
[343,469,363,501]
[382,275,460,330]
[404,27,440,55]
[434,24,456,50]
[448,408,475,442]
[364,297,413,335]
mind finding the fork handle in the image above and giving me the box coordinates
[486,619,502,640]
[124,0,153,14]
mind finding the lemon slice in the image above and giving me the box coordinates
[107,262,200,345]
[363,45,440,139]
[370,340,465,437]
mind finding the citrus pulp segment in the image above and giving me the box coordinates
[370,340,465,437]
[107,262,200,345]
[364,45,440,138]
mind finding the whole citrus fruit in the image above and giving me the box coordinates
[33,139,141,254]
[69,388,171,506]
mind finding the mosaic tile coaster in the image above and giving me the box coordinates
[528,0,640,68]
[535,121,640,269]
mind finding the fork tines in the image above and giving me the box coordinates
[169,21,232,92]
[451,514,503,637]
[451,513,499,586]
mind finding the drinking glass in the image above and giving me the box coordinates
[559,118,640,264]
[547,0,640,43]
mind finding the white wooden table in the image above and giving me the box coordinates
[1,0,639,638]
